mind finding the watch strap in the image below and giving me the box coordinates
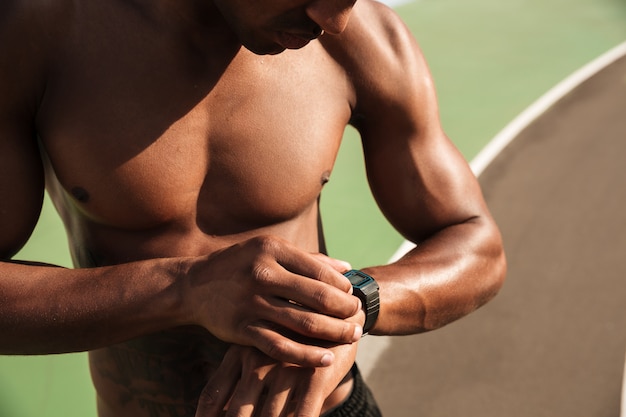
[343,269,380,334]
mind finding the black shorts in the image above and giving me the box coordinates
[322,364,382,417]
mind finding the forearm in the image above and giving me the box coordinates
[363,215,506,335]
[0,237,365,368]
[0,258,188,354]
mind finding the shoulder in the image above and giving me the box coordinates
[0,0,73,36]
[1,0,73,115]
[320,0,436,127]
[1,0,75,60]
[339,0,418,56]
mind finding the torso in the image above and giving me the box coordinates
[33,1,356,415]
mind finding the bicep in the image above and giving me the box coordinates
[361,118,485,243]
[0,3,48,258]
[352,11,488,241]
[0,125,45,259]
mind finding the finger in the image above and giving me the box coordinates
[309,259,353,295]
[260,366,304,417]
[195,382,232,417]
[244,323,336,367]
[262,238,353,293]
[195,352,241,417]
[263,297,362,343]
[224,375,265,417]
[293,382,325,417]
[296,259,352,294]
[264,271,360,319]
[261,386,292,417]
[309,253,352,279]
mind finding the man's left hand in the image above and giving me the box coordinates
[195,343,358,417]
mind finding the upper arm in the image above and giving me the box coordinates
[0,1,47,259]
[334,1,491,242]
[0,123,45,260]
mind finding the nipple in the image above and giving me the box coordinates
[321,171,331,186]
[71,186,90,203]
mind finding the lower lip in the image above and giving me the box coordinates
[276,32,311,49]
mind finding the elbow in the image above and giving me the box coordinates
[495,243,507,290]
[487,246,507,303]
[478,227,507,307]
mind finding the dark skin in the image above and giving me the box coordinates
[0,0,506,416]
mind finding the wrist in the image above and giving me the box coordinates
[157,257,196,328]
[343,270,380,334]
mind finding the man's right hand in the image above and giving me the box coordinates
[181,235,363,367]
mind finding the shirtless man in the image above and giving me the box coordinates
[0,0,506,416]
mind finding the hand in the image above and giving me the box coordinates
[194,343,359,417]
[183,235,363,367]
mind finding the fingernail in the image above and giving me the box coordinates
[321,353,334,366]
[353,325,363,341]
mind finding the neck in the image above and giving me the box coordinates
[127,0,241,47]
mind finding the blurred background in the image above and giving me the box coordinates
[1,0,625,416]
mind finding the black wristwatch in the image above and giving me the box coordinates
[343,269,380,334]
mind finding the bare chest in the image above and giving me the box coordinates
[37,37,353,233]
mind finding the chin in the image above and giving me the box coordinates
[244,43,286,56]
[237,32,285,55]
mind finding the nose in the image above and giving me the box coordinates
[305,0,357,35]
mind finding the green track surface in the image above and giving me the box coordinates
[1,1,624,416]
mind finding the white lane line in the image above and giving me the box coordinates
[358,40,626,380]
[622,351,626,417]
[470,40,626,179]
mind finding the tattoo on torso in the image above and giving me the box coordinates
[92,327,228,417]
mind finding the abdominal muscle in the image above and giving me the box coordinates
[71,209,354,417]
[90,326,228,417]
[90,328,354,417]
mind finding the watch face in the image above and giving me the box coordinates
[344,270,373,288]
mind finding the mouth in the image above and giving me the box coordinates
[276,31,316,50]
